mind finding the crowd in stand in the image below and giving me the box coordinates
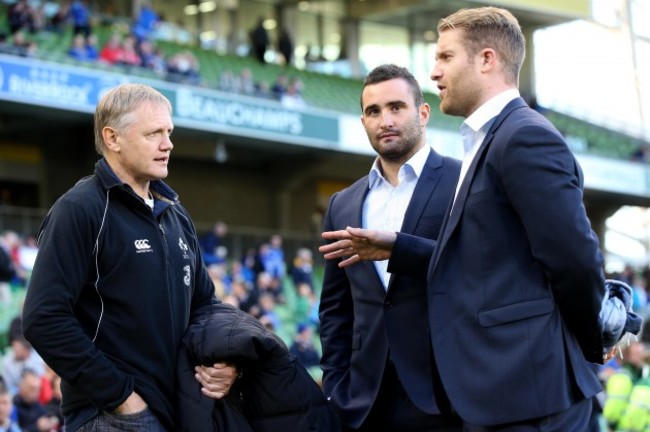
[0,230,62,431]
[1,0,308,107]
[198,223,321,375]
[218,68,306,107]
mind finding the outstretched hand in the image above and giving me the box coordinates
[319,227,397,268]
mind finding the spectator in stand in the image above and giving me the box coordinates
[1,336,45,396]
[206,262,231,300]
[631,145,650,163]
[217,68,249,94]
[255,270,283,304]
[47,2,69,34]
[221,293,239,308]
[117,34,142,68]
[132,0,159,43]
[8,0,34,35]
[254,80,272,99]
[262,234,286,283]
[242,247,263,283]
[230,279,258,315]
[43,374,63,428]
[98,32,125,65]
[250,16,269,64]
[0,231,26,287]
[281,77,306,109]
[0,231,15,304]
[278,28,294,66]
[8,301,24,345]
[602,340,648,430]
[68,33,94,61]
[619,264,636,286]
[294,282,316,325]
[0,382,20,432]
[236,68,256,95]
[84,33,99,60]
[18,235,38,276]
[166,50,201,85]
[13,369,59,432]
[271,73,288,100]
[29,3,45,34]
[218,69,238,93]
[289,323,320,369]
[10,30,37,58]
[230,260,254,287]
[291,247,314,291]
[258,292,282,333]
[199,221,228,266]
[37,364,56,407]
[68,0,91,37]
[138,39,166,75]
[98,32,141,69]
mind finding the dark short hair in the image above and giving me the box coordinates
[360,64,424,111]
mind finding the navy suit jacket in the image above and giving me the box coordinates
[390,98,606,426]
[319,149,460,429]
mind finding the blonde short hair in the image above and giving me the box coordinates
[438,7,525,85]
[93,83,171,155]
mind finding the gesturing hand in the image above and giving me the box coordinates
[319,227,397,268]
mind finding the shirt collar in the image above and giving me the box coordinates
[463,88,520,135]
[368,144,430,189]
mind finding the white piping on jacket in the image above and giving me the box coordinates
[90,190,110,343]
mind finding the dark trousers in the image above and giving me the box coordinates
[75,408,167,432]
[349,361,462,432]
[462,396,593,432]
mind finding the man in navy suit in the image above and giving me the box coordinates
[318,64,461,431]
[320,7,608,431]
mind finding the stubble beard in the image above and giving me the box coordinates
[372,120,423,164]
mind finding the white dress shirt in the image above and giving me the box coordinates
[453,89,520,205]
[363,144,430,289]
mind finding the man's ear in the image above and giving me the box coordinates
[480,48,497,71]
[102,126,120,153]
[419,102,431,126]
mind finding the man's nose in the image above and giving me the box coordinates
[430,64,441,81]
[380,111,395,128]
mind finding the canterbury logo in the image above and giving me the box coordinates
[134,239,152,253]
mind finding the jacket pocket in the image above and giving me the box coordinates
[478,297,554,327]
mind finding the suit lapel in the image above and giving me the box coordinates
[431,98,528,272]
[400,149,443,234]
[387,149,443,290]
